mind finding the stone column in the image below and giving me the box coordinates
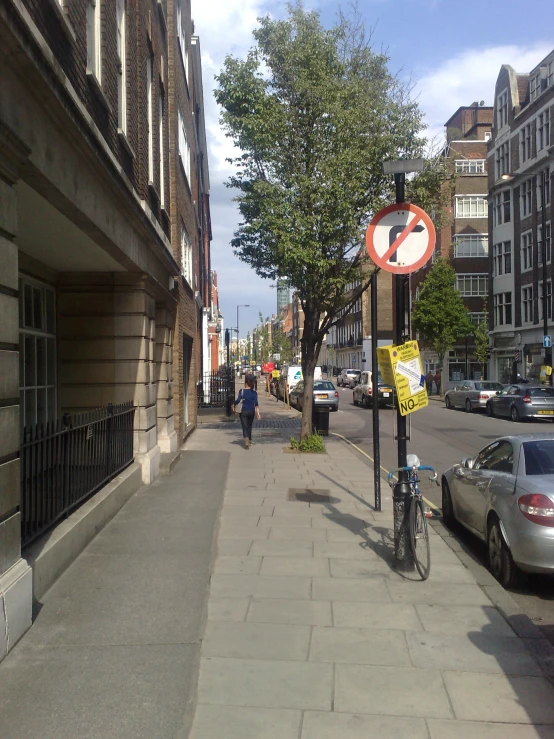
[0,122,33,661]
[155,305,177,453]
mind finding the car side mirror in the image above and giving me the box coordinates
[462,458,474,469]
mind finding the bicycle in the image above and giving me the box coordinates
[387,454,439,580]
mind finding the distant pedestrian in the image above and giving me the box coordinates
[434,370,442,395]
[425,371,433,394]
[233,374,261,449]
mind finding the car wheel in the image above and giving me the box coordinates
[363,395,371,409]
[445,396,452,410]
[510,406,520,422]
[353,395,358,406]
[441,479,455,528]
[487,402,494,418]
[465,399,472,413]
[488,518,525,589]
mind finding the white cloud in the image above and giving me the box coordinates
[417,42,553,143]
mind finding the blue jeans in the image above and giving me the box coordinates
[240,411,255,439]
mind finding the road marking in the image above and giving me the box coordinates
[330,431,441,515]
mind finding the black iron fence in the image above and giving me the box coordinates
[198,369,235,411]
[20,402,135,547]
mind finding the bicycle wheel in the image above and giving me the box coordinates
[409,497,431,580]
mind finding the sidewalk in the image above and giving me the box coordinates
[188,389,554,738]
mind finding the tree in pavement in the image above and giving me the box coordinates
[473,302,490,380]
[256,312,273,364]
[215,3,429,439]
[411,257,473,382]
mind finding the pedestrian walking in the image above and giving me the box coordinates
[233,374,261,449]
[425,370,433,394]
[434,369,442,395]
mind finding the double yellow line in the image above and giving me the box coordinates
[330,431,441,515]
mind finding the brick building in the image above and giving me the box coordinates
[488,51,553,383]
[411,103,492,386]
[0,0,211,658]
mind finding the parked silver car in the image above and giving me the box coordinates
[337,369,361,388]
[444,380,503,412]
[442,434,554,587]
[486,385,554,422]
[289,380,339,412]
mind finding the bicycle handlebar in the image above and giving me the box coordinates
[387,465,439,487]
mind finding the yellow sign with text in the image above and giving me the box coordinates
[272,370,281,379]
[376,341,428,416]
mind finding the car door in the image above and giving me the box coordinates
[494,386,516,417]
[458,382,473,407]
[471,441,515,535]
[450,385,465,407]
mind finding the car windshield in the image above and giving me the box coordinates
[475,382,503,391]
[314,381,335,391]
[528,388,554,397]
[346,370,360,376]
[523,440,554,475]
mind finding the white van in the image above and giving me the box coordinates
[279,365,322,399]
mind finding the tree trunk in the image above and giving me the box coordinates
[300,305,323,441]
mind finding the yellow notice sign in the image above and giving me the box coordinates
[376,341,428,416]
[272,370,281,379]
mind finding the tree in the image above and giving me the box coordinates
[272,326,294,364]
[256,312,273,363]
[473,303,490,379]
[215,2,428,439]
[411,257,473,378]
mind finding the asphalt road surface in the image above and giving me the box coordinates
[294,382,554,646]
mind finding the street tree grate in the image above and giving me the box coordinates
[288,488,338,504]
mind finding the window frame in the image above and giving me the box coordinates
[522,285,534,324]
[453,234,488,258]
[86,0,102,82]
[455,159,485,174]
[455,195,488,219]
[521,231,533,272]
[455,273,488,297]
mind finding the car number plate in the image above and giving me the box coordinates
[382,392,390,397]
[319,394,328,399]
[538,410,554,415]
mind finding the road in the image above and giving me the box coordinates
[291,382,554,646]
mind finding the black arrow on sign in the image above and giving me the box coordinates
[388,224,425,262]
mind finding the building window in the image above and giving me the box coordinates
[456,274,488,297]
[494,292,512,326]
[147,53,154,183]
[538,222,552,265]
[530,73,541,102]
[87,0,102,81]
[178,109,191,184]
[497,89,508,129]
[181,221,192,285]
[522,286,534,324]
[116,0,126,133]
[454,234,488,258]
[493,241,511,276]
[484,131,492,142]
[549,60,554,88]
[520,179,532,218]
[537,110,550,152]
[19,278,56,429]
[469,312,487,327]
[539,281,553,321]
[176,0,189,83]
[495,143,510,179]
[455,159,485,174]
[159,86,165,208]
[493,190,511,226]
[521,231,533,272]
[520,124,533,164]
[538,167,552,209]
[455,196,488,218]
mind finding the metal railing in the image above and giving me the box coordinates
[20,402,135,547]
[198,369,235,411]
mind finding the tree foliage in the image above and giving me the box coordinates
[411,257,473,365]
[473,303,490,378]
[272,326,294,364]
[215,2,429,437]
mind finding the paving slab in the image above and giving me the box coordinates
[302,711,429,739]
[259,515,313,528]
[415,604,517,637]
[333,601,422,630]
[427,719,554,739]
[191,705,302,739]
[197,657,333,711]
[260,556,330,577]
[218,524,270,540]
[247,598,333,626]
[314,541,385,560]
[406,631,542,675]
[334,663,452,718]
[443,671,554,723]
[216,539,253,556]
[203,621,311,660]
[209,574,311,600]
[221,506,270,518]
[387,580,492,606]
[310,626,411,666]
[312,577,392,602]
[207,598,250,622]
[329,557,395,578]
[249,540,313,558]
[268,526,328,541]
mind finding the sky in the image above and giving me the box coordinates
[192,0,554,338]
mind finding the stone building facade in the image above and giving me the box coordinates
[0,0,211,659]
[488,51,554,383]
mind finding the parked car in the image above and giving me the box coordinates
[352,370,394,408]
[441,434,554,587]
[444,381,504,412]
[337,369,361,388]
[486,385,554,422]
[289,380,339,412]
[278,365,322,399]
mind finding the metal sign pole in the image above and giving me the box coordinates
[371,272,381,512]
